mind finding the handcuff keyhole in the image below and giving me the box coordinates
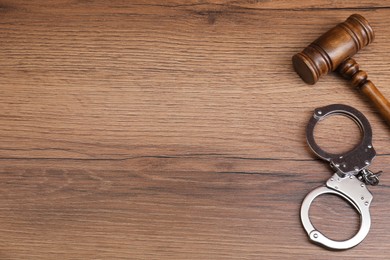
[313,115,362,155]
[309,194,360,241]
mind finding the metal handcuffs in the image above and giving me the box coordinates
[301,104,381,250]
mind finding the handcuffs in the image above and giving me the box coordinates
[301,104,382,250]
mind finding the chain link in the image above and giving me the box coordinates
[359,169,382,186]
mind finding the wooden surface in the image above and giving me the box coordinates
[1,1,390,259]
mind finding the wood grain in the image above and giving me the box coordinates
[1,1,390,259]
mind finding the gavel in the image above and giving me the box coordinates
[293,14,390,125]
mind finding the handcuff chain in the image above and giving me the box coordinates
[329,161,382,186]
[359,169,382,186]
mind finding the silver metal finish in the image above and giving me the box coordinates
[301,173,372,250]
[301,104,380,250]
[306,104,376,176]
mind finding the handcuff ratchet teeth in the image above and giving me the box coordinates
[301,104,381,250]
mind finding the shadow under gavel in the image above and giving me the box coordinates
[293,14,390,125]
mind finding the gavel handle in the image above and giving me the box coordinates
[337,58,390,125]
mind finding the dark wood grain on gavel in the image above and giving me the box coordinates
[338,58,390,123]
[293,14,390,125]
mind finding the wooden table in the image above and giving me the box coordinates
[1,1,390,259]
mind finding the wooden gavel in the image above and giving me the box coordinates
[293,14,390,125]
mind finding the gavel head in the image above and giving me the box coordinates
[292,14,374,84]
